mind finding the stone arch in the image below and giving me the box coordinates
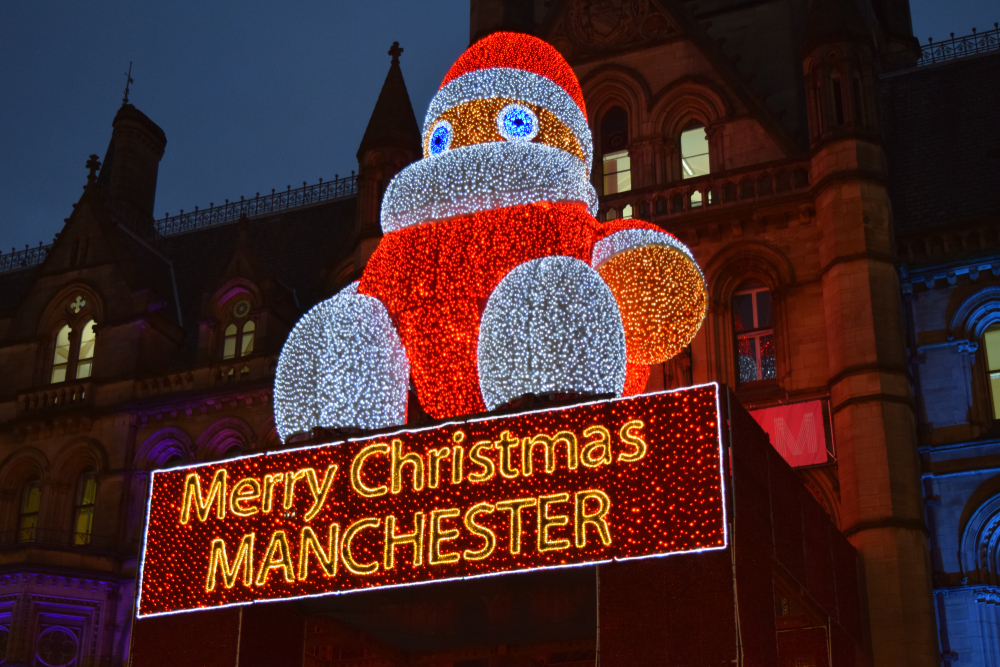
[195,417,255,461]
[0,447,49,533]
[50,438,108,485]
[37,282,105,338]
[949,286,1000,341]
[702,241,795,386]
[704,241,795,303]
[650,77,732,138]
[580,64,652,116]
[960,487,1000,584]
[136,427,195,470]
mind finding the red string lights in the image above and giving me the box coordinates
[137,384,726,616]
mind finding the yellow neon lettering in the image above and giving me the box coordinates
[283,469,311,510]
[581,425,613,467]
[206,533,254,591]
[391,438,425,494]
[617,420,647,463]
[427,448,450,489]
[495,497,537,555]
[351,443,389,498]
[574,490,612,548]
[229,477,260,517]
[384,512,425,570]
[255,530,295,585]
[429,508,461,566]
[181,469,227,524]
[303,464,338,521]
[538,492,571,552]
[463,502,496,561]
[298,524,340,580]
[468,441,496,483]
[451,445,465,484]
[341,517,381,575]
[494,430,520,479]
[261,473,283,513]
[522,432,578,475]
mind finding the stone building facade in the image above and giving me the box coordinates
[0,0,995,665]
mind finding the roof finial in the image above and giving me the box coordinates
[388,42,403,65]
[122,62,134,106]
[85,154,101,190]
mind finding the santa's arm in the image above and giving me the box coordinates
[591,220,708,373]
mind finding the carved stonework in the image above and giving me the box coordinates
[551,0,679,58]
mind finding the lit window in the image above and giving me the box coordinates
[621,204,633,219]
[51,325,71,384]
[76,319,96,379]
[601,106,631,195]
[680,122,710,179]
[73,470,97,545]
[240,365,250,380]
[223,324,238,360]
[985,326,1000,419]
[241,321,255,356]
[733,283,776,383]
[603,151,631,195]
[19,480,41,542]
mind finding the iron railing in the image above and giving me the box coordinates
[0,172,358,273]
[0,242,51,272]
[918,24,1000,66]
[155,172,357,235]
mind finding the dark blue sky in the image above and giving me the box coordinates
[1,0,994,253]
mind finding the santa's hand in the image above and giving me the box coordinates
[592,227,707,365]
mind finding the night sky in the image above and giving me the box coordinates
[1,0,994,253]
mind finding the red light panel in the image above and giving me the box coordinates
[137,384,725,617]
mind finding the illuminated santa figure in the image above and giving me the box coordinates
[275,32,708,442]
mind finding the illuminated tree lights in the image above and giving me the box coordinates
[137,385,726,616]
[380,142,598,233]
[478,256,627,410]
[274,284,409,440]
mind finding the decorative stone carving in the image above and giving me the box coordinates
[560,0,678,54]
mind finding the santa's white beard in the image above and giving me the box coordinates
[379,142,599,233]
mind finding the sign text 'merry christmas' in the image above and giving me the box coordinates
[137,384,727,617]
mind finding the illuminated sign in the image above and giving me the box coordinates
[749,400,829,468]
[137,384,726,617]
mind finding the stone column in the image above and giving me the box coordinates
[813,136,937,665]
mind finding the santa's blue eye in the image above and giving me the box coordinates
[498,104,538,142]
[429,121,453,155]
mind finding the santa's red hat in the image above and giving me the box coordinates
[423,32,593,169]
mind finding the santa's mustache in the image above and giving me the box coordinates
[380,142,599,233]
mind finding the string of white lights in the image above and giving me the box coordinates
[274,283,409,442]
[425,68,593,170]
[380,142,598,233]
[477,256,627,410]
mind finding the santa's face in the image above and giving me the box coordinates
[380,37,598,234]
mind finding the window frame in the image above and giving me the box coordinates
[19,479,41,543]
[983,324,1000,421]
[72,470,97,546]
[679,121,711,180]
[733,284,777,385]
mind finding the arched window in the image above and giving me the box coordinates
[73,470,97,545]
[984,325,1000,419]
[76,319,96,379]
[19,479,41,542]
[601,106,631,195]
[734,282,776,383]
[222,324,238,360]
[680,121,710,179]
[241,320,255,356]
[51,325,71,383]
